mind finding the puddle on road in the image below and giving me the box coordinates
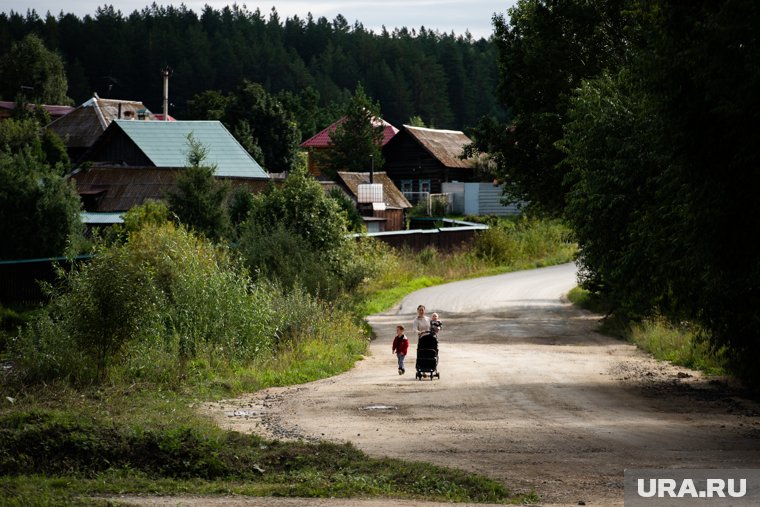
[359,404,398,411]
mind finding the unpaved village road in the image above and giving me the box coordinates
[121,263,760,507]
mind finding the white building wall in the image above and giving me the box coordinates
[442,182,522,216]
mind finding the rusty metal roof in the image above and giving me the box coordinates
[336,171,412,209]
[46,96,156,149]
[403,125,475,169]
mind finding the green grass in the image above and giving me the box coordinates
[0,305,527,505]
[358,217,577,315]
[567,287,728,376]
[0,408,527,504]
[358,275,445,316]
[628,319,727,376]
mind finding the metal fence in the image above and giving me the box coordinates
[0,255,91,306]
[353,218,488,252]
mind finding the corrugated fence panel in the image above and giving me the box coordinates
[442,182,523,216]
[477,183,521,216]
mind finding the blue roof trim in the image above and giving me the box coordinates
[81,211,125,224]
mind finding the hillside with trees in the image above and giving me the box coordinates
[0,5,504,138]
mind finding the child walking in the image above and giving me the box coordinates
[391,325,409,375]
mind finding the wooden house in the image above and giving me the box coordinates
[46,94,172,161]
[71,119,269,213]
[381,125,476,202]
[328,171,412,232]
[300,116,398,177]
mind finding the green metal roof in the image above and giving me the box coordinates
[113,120,268,179]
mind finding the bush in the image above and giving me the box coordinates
[238,167,380,298]
[473,223,520,264]
[9,223,274,385]
[0,149,82,261]
[125,223,272,366]
[472,216,573,266]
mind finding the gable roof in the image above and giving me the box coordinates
[106,120,268,179]
[301,116,398,148]
[336,171,412,209]
[402,125,475,169]
[46,95,156,149]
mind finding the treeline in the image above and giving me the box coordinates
[473,0,760,382]
[0,4,503,136]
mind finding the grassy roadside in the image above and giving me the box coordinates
[567,287,728,376]
[1,217,574,506]
[1,342,532,506]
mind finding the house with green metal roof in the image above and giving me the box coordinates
[71,120,269,213]
[84,120,268,178]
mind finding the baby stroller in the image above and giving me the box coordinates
[415,329,440,380]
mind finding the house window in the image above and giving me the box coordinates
[419,179,431,196]
[400,179,413,200]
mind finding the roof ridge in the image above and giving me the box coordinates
[403,124,464,134]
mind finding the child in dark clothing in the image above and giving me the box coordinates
[391,325,409,375]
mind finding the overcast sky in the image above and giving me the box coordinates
[1,0,517,39]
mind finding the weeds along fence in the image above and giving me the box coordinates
[353,218,488,252]
[2,220,488,305]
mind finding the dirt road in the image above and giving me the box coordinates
[202,263,760,506]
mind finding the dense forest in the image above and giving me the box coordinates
[0,4,504,138]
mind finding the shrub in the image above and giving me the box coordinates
[120,223,273,367]
[473,224,520,264]
[9,223,274,385]
[238,167,379,298]
[328,187,364,232]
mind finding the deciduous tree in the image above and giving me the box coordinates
[0,33,72,105]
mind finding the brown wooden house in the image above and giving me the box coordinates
[381,125,476,202]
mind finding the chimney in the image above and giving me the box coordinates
[162,67,171,121]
